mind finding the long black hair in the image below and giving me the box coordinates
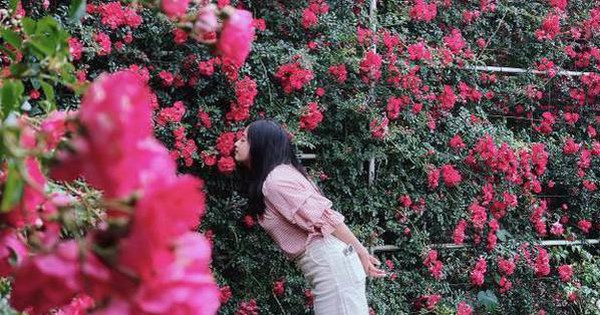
[244,119,309,216]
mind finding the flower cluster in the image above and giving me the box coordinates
[299,102,324,131]
[275,61,315,94]
[226,76,258,122]
[88,2,142,29]
[302,0,329,29]
[535,13,561,41]
[423,250,443,279]
[359,51,383,84]
[214,131,237,174]
[9,71,219,314]
[409,0,437,22]
[534,247,551,277]
[470,257,487,286]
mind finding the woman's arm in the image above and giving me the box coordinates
[331,223,386,278]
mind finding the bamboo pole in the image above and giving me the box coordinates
[463,65,591,77]
[373,239,600,253]
[367,0,377,187]
[298,153,317,160]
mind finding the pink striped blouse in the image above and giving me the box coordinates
[258,164,345,260]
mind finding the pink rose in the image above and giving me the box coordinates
[3,158,46,228]
[427,167,440,189]
[40,111,70,150]
[457,301,472,315]
[273,280,285,296]
[0,230,27,277]
[217,156,236,174]
[193,4,219,39]
[201,151,217,166]
[51,72,177,199]
[68,37,84,60]
[299,102,324,131]
[161,0,190,17]
[578,219,592,233]
[11,241,110,314]
[120,175,205,280]
[56,295,95,314]
[133,233,220,314]
[217,8,255,67]
[216,132,236,156]
[440,164,462,187]
[243,215,255,228]
[220,286,232,304]
[558,264,573,282]
[80,71,153,154]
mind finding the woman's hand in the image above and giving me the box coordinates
[357,249,386,278]
[329,223,387,278]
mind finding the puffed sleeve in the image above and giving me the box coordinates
[262,172,345,235]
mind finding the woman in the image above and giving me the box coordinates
[234,119,386,315]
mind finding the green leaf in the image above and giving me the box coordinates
[0,161,24,213]
[60,63,77,86]
[0,29,23,50]
[496,229,511,242]
[27,43,47,60]
[40,80,55,105]
[22,18,36,35]
[8,0,18,12]
[0,45,16,61]
[9,63,28,77]
[29,17,62,57]
[477,290,498,310]
[68,0,87,21]
[39,100,55,113]
[29,40,54,57]
[30,78,41,90]
[1,80,24,118]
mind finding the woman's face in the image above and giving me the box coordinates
[234,127,251,166]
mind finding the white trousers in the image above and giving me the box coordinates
[296,235,368,315]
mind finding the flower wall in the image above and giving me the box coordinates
[5,0,600,314]
[0,1,250,313]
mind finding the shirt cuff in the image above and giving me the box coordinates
[318,208,345,236]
